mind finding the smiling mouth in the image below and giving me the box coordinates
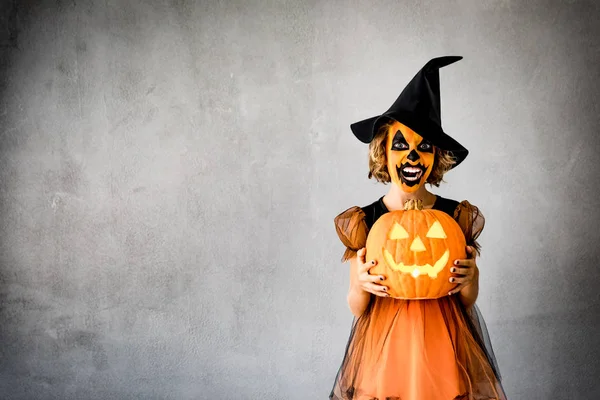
[383,248,449,278]
[396,163,427,184]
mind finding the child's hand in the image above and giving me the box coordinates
[356,248,389,297]
[448,245,479,296]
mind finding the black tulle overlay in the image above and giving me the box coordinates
[329,297,507,400]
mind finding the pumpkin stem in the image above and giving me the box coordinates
[403,199,424,211]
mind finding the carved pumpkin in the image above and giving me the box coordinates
[366,199,467,299]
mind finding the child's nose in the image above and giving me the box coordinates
[407,150,420,162]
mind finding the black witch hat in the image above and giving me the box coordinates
[350,56,469,168]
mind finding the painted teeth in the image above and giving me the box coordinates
[402,166,423,181]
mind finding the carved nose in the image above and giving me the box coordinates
[410,236,426,252]
[407,150,420,162]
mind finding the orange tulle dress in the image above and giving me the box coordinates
[329,195,507,400]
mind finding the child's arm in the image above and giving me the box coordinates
[347,248,388,317]
[451,201,485,309]
[459,285,479,310]
[456,246,480,310]
[449,245,480,309]
[348,255,372,317]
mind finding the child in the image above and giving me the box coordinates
[329,57,507,400]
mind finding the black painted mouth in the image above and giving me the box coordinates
[396,162,427,187]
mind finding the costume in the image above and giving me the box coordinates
[330,197,506,399]
[329,57,507,399]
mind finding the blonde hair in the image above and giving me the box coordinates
[367,121,457,186]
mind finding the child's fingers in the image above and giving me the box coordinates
[367,273,385,283]
[449,276,468,284]
[449,267,470,275]
[466,245,479,258]
[448,283,464,295]
[358,267,383,283]
[453,259,475,268]
[356,248,366,263]
[362,282,389,296]
[358,258,377,274]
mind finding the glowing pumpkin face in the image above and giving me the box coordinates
[366,199,467,299]
[385,120,434,193]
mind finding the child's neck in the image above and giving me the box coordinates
[383,184,436,211]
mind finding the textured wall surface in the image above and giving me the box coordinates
[1,1,599,399]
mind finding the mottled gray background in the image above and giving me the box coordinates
[1,1,599,399]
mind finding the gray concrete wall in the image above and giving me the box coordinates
[1,1,599,399]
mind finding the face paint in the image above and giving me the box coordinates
[385,121,435,192]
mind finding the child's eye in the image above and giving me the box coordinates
[392,142,408,150]
[418,143,431,151]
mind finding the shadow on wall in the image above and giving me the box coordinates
[0,1,95,396]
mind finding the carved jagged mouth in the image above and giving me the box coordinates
[382,248,450,278]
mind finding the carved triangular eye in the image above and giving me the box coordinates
[426,221,447,239]
[389,222,409,240]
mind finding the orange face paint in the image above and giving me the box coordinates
[385,120,435,192]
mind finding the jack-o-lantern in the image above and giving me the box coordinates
[366,199,466,299]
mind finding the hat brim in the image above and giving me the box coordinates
[350,112,469,169]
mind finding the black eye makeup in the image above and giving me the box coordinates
[417,140,433,153]
[391,130,409,150]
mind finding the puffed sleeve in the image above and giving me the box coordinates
[334,206,369,262]
[453,200,486,256]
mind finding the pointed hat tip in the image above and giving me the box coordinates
[423,56,463,71]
